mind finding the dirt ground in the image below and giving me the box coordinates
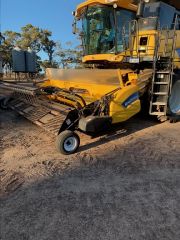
[0,109,180,240]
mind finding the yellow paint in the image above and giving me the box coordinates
[109,85,140,123]
[131,29,180,68]
[130,30,157,58]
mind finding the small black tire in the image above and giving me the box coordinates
[56,130,80,155]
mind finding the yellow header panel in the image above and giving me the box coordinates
[76,0,137,17]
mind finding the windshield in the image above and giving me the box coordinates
[82,6,135,55]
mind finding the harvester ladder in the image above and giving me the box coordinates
[149,15,179,117]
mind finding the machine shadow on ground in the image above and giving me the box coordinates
[1,159,180,240]
[78,115,158,153]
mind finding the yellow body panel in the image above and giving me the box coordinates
[109,85,140,123]
[131,30,180,68]
[131,30,157,59]
[44,69,117,104]
[44,68,133,104]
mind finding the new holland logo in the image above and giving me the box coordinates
[122,92,139,108]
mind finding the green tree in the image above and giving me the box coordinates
[41,30,56,66]
[55,41,83,69]
[17,24,42,52]
[0,31,21,68]
[0,24,83,73]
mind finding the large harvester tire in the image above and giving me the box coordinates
[168,77,180,122]
[56,130,80,155]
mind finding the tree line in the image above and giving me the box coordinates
[0,24,83,73]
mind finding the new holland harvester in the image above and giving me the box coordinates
[0,0,179,154]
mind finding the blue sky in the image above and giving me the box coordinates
[0,0,82,47]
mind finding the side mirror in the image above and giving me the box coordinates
[72,18,77,34]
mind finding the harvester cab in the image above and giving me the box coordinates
[74,0,137,65]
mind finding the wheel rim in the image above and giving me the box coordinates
[63,136,78,152]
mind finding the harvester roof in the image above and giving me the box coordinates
[76,0,137,17]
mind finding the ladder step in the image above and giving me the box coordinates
[152,102,167,106]
[158,57,171,60]
[153,92,168,95]
[156,71,171,74]
[150,112,166,116]
[154,82,169,85]
[157,61,171,63]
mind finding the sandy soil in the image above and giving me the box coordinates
[0,109,180,240]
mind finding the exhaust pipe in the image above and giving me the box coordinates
[136,0,145,18]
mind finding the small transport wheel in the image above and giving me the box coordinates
[56,130,80,155]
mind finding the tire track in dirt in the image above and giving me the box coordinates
[0,171,24,197]
[0,111,26,197]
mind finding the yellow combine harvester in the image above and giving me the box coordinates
[0,0,179,154]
